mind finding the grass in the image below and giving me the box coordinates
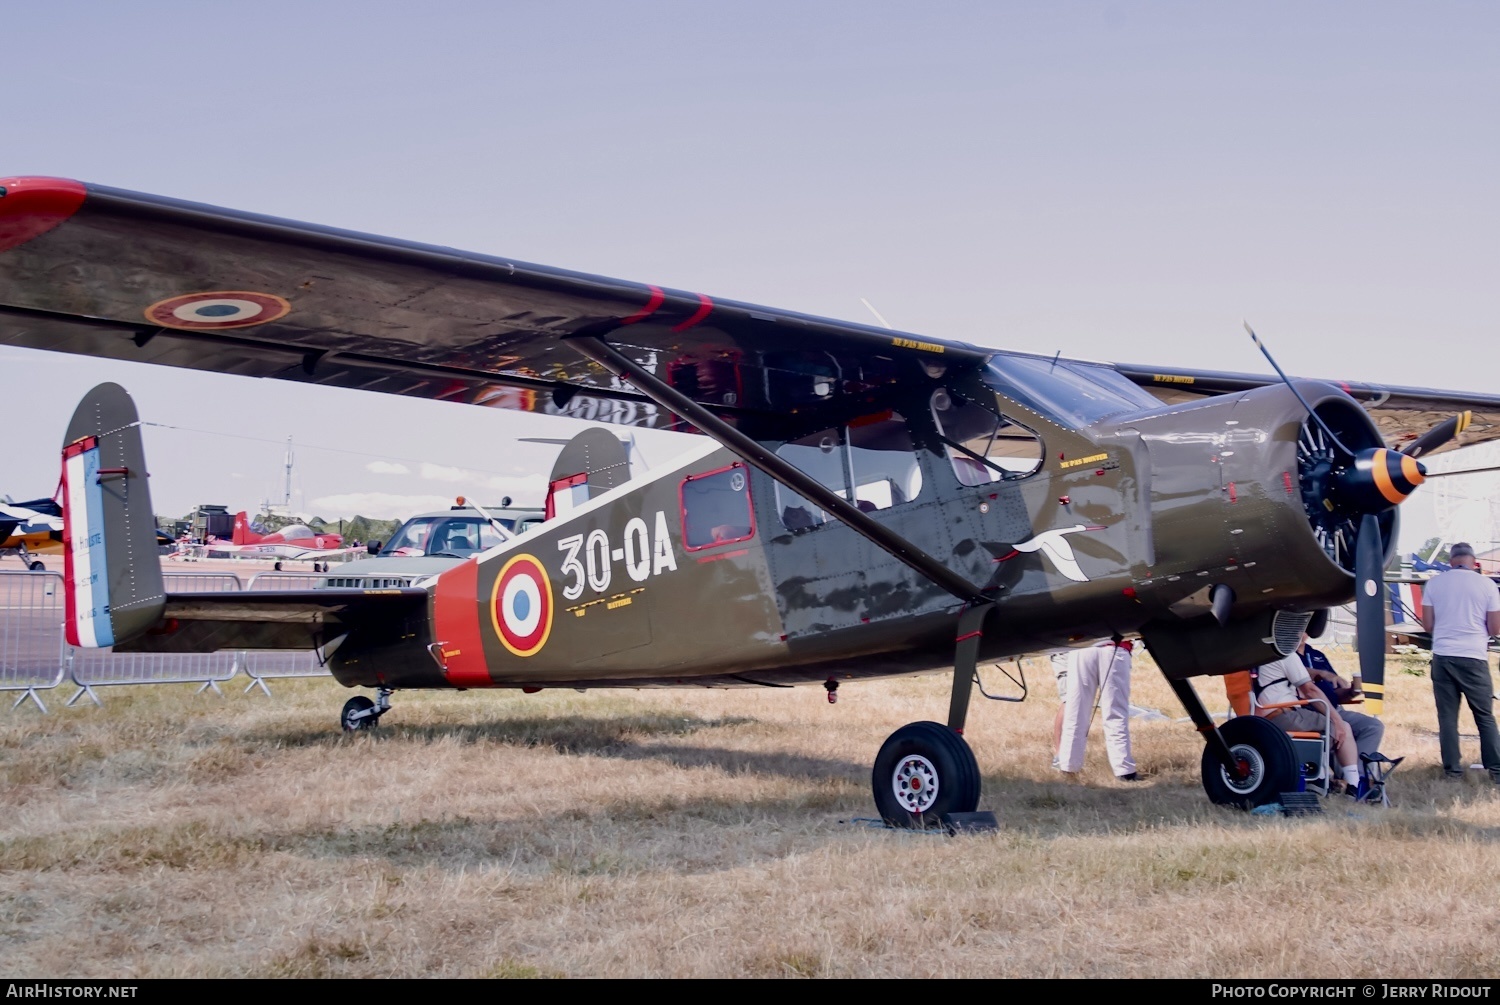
[2,647,1499,977]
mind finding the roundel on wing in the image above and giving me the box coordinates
[490,553,554,657]
[144,291,292,330]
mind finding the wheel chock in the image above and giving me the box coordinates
[1277,792,1323,816]
[941,811,999,835]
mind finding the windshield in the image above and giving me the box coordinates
[984,355,1160,426]
[381,516,508,557]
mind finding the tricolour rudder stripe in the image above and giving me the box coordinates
[60,383,164,648]
[62,437,111,646]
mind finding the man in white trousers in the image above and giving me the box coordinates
[1057,639,1139,780]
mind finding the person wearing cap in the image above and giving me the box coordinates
[1419,541,1500,782]
[1057,638,1138,781]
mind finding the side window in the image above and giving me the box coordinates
[774,428,848,530]
[931,389,1042,484]
[847,410,923,512]
[681,463,755,550]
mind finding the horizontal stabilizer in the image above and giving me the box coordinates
[114,588,429,654]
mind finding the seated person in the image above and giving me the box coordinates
[1296,634,1385,760]
[1254,651,1362,796]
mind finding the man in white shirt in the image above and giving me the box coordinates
[1057,640,1137,781]
[1254,651,1362,794]
[1419,542,1500,782]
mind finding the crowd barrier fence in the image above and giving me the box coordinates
[239,572,333,693]
[0,571,68,712]
[65,572,247,706]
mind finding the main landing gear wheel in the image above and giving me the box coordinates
[341,695,377,732]
[27,561,45,572]
[872,721,981,828]
[1201,714,1299,808]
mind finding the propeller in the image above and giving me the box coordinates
[1401,411,1471,459]
[1354,512,1387,713]
[1248,323,1450,717]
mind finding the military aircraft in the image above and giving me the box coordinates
[172,511,353,570]
[6,175,1500,825]
[0,495,62,570]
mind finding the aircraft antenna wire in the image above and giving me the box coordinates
[1244,321,1352,456]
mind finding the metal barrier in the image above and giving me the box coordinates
[0,571,67,712]
[240,571,332,693]
[245,572,324,591]
[65,571,245,706]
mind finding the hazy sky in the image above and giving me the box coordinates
[5,2,1497,547]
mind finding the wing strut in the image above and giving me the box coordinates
[568,333,988,605]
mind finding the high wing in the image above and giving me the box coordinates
[1111,363,1500,457]
[3,175,1499,451]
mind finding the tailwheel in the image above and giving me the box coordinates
[1201,715,1298,808]
[341,695,378,732]
[872,721,981,828]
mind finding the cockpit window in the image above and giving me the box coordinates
[847,411,923,512]
[985,354,1159,426]
[931,389,1042,484]
[773,413,925,530]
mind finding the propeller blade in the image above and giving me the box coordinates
[1354,512,1387,715]
[1401,411,1472,459]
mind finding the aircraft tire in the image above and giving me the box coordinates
[27,561,45,572]
[341,695,377,732]
[1200,714,1299,808]
[872,721,981,828]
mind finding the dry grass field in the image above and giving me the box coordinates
[3,646,1499,978]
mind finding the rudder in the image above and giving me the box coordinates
[61,383,164,647]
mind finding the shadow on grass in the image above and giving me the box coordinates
[242,712,759,754]
[249,710,866,784]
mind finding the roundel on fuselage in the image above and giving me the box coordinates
[490,553,554,657]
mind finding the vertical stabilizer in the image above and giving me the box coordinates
[231,511,261,545]
[60,383,164,647]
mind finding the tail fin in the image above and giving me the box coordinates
[231,511,260,545]
[61,383,164,647]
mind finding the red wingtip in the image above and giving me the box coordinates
[0,176,87,253]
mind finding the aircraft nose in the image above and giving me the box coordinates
[1336,446,1427,512]
[0,177,88,254]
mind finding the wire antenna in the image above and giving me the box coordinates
[1245,321,1351,456]
[860,298,893,330]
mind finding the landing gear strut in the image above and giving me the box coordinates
[1168,678,1297,808]
[872,603,990,828]
[341,688,392,732]
[16,544,44,572]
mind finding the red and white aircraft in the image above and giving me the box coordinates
[174,512,353,567]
